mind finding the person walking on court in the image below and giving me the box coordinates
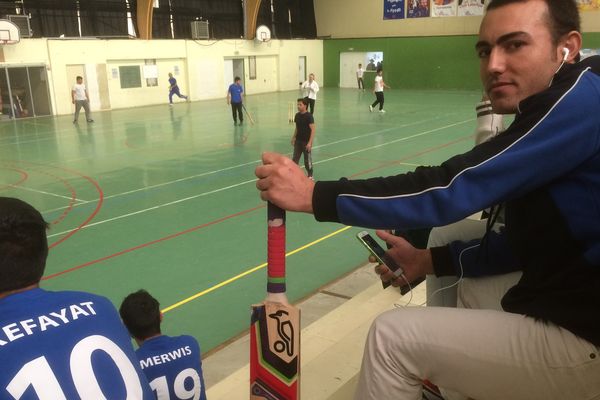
[227,76,244,125]
[72,75,93,123]
[0,197,154,399]
[301,73,320,115]
[168,72,188,105]
[370,68,390,113]
[120,290,207,400]
[357,63,365,90]
[291,97,315,179]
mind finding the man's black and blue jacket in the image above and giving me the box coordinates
[312,56,600,346]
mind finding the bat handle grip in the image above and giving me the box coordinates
[267,202,286,294]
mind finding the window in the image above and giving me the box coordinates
[119,66,142,88]
[249,56,256,80]
[144,59,158,87]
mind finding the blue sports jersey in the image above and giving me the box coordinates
[169,77,178,88]
[228,83,244,103]
[135,335,207,400]
[0,288,154,399]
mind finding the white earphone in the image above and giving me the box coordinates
[562,47,570,62]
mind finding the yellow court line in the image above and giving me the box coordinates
[162,225,353,313]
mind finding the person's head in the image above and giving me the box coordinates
[119,289,162,342]
[168,72,173,78]
[297,97,308,112]
[308,73,315,82]
[359,63,362,68]
[478,0,581,113]
[0,197,49,295]
[76,76,83,84]
[376,68,383,76]
[234,76,241,84]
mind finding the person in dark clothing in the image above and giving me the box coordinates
[168,72,188,105]
[227,76,244,125]
[291,98,315,179]
[255,1,600,399]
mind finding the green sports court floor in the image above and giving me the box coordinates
[0,88,483,353]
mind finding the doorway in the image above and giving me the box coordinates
[298,56,306,86]
[0,65,51,120]
[223,58,246,93]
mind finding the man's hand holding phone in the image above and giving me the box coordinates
[358,230,434,292]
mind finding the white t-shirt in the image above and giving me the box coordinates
[357,68,364,78]
[374,76,384,92]
[72,83,87,101]
[302,80,320,100]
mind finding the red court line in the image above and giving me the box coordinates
[32,169,79,226]
[6,160,105,250]
[0,166,28,190]
[40,134,474,281]
[349,134,474,178]
[42,204,266,281]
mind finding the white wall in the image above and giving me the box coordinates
[0,38,323,115]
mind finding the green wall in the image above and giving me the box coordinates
[323,32,600,90]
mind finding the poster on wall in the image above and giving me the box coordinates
[407,0,430,18]
[432,0,457,17]
[365,52,384,72]
[457,0,486,16]
[576,0,600,11]
[384,0,405,19]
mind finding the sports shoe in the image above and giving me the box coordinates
[87,119,94,122]
[169,103,173,107]
[379,109,386,113]
[369,105,373,112]
[73,120,77,123]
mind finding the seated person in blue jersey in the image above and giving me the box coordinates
[0,197,154,399]
[120,289,207,400]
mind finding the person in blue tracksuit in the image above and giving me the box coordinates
[168,72,188,105]
[255,1,600,399]
[227,76,245,125]
[120,290,207,400]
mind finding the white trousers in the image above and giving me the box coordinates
[354,271,600,400]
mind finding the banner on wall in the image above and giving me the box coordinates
[407,0,430,18]
[432,0,457,17]
[457,0,486,16]
[384,0,405,19]
[577,0,600,11]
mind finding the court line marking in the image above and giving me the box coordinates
[42,205,265,280]
[45,118,473,239]
[41,113,463,215]
[161,225,353,313]
[9,185,87,202]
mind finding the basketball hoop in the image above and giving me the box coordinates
[255,25,271,43]
[0,19,21,45]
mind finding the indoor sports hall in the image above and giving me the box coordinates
[1,1,599,399]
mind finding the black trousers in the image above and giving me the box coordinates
[357,77,364,89]
[371,92,384,110]
[231,102,243,123]
[292,140,313,177]
[304,97,315,115]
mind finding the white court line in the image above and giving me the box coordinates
[10,185,88,202]
[47,178,257,238]
[46,118,473,238]
[41,114,453,214]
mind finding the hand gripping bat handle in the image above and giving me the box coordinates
[267,202,286,295]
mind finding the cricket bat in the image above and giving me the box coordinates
[242,103,256,125]
[250,202,300,399]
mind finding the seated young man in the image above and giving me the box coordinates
[0,197,154,398]
[120,289,207,400]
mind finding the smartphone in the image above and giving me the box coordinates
[357,231,404,289]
